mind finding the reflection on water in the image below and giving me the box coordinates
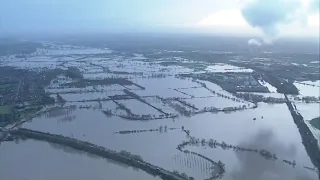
[0,139,161,180]
[3,65,319,180]
[177,128,318,180]
[41,105,78,123]
[45,105,77,121]
[173,152,213,177]
[47,142,132,169]
[231,129,315,180]
[19,102,319,180]
[1,42,319,180]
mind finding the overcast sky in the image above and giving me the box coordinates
[0,0,319,37]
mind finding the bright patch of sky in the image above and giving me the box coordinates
[0,0,319,37]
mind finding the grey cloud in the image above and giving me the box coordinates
[241,0,302,37]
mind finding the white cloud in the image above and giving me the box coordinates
[190,0,319,37]
[308,14,320,27]
[197,9,248,27]
[184,9,260,36]
[248,38,262,46]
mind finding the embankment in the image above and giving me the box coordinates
[11,128,187,180]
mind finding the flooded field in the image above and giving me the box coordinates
[205,63,254,73]
[1,43,319,180]
[294,81,320,97]
[0,140,161,180]
[7,103,317,180]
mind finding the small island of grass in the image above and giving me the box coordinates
[310,117,320,130]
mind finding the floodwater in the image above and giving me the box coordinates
[184,103,318,180]
[11,102,318,180]
[294,81,320,97]
[205,63,254,73]
[295,102,320,147]
[258,80,278,93]
[0,140,161,180]
[1,43,319,180]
